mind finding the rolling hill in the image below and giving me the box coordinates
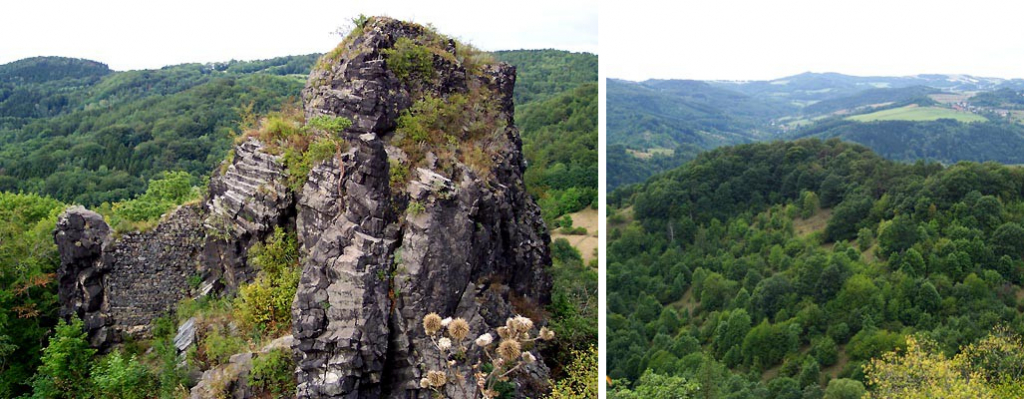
[608,71,1024,189]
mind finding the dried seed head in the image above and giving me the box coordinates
[513,315,534,332]
[521,351,536,363]
[423,313,442,335]
[539,326,555,341]
[475,333,494,347]
[438,337,452,351]
[419,377,430,389]
[496,326,511,340]
[497,339,521,361]
[441,317,453,327]
[427,370,447,387]
[448,318,470,340]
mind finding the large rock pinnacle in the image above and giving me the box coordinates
[292,17,552,398]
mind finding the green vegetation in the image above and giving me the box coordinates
[393,92,502,174]
[546,238,598,371]
[240,106,350,192]
[608,143,700,191]
[802,86,941,116]
[359,21,512,184]
[864,328,1024,398]
[497,51,598,222]
[149,315,191,398]
[846,105,988,123]
[793,118,1024,165]
[607,73,1024,190]
[235,227,301,334]
[609,138,1024,397]
[381,37,437,84]
[606,78,791,189]
[0,57,312,206]
[307,114,352,134]
[520,83,598,221]
[0,192,64,396]
[969,88,1024,110]
[249,348,297,398]
[28,317,96,399]
[97,170,201,232]
[89,351,155,399]
[13,225,302,397]
[609,370,699,399]
[548,346,598,399]
[492,50,597,107]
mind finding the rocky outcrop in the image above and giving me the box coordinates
[55,205,205,349]
[203,138,294,292]
[55,207,112,348]
[54,16,554,398]
[291,17,551,398]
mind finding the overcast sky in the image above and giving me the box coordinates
[1,0,597,71]
[602,0,1024,81]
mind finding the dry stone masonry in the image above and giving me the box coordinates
[55,205,204,349]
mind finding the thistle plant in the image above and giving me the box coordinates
[419,313,555,398]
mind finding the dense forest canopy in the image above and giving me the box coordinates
[791,118,1024,165]
[0,56,311,205]
[494,50,599,222]
[608,138,1024,397]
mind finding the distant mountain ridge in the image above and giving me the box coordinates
[608,71,1024,190]
[711,71,1024,104]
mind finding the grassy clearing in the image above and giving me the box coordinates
[928,92,976,104]
[847,105,988,123]
[626,147,674,160]
[793,208,832,237]
[550,208,598,263]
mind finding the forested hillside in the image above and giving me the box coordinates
[608,139,1024,398]
[792,119,1024,165]
[0,56,312,205]
[609,72,1024,190]
[495,50,599,222]
[606,78,793,189]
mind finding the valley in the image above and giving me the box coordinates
[608,72,1024,189]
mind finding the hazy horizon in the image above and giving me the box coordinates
[609,70,1024,83]
[2,0,597,71]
